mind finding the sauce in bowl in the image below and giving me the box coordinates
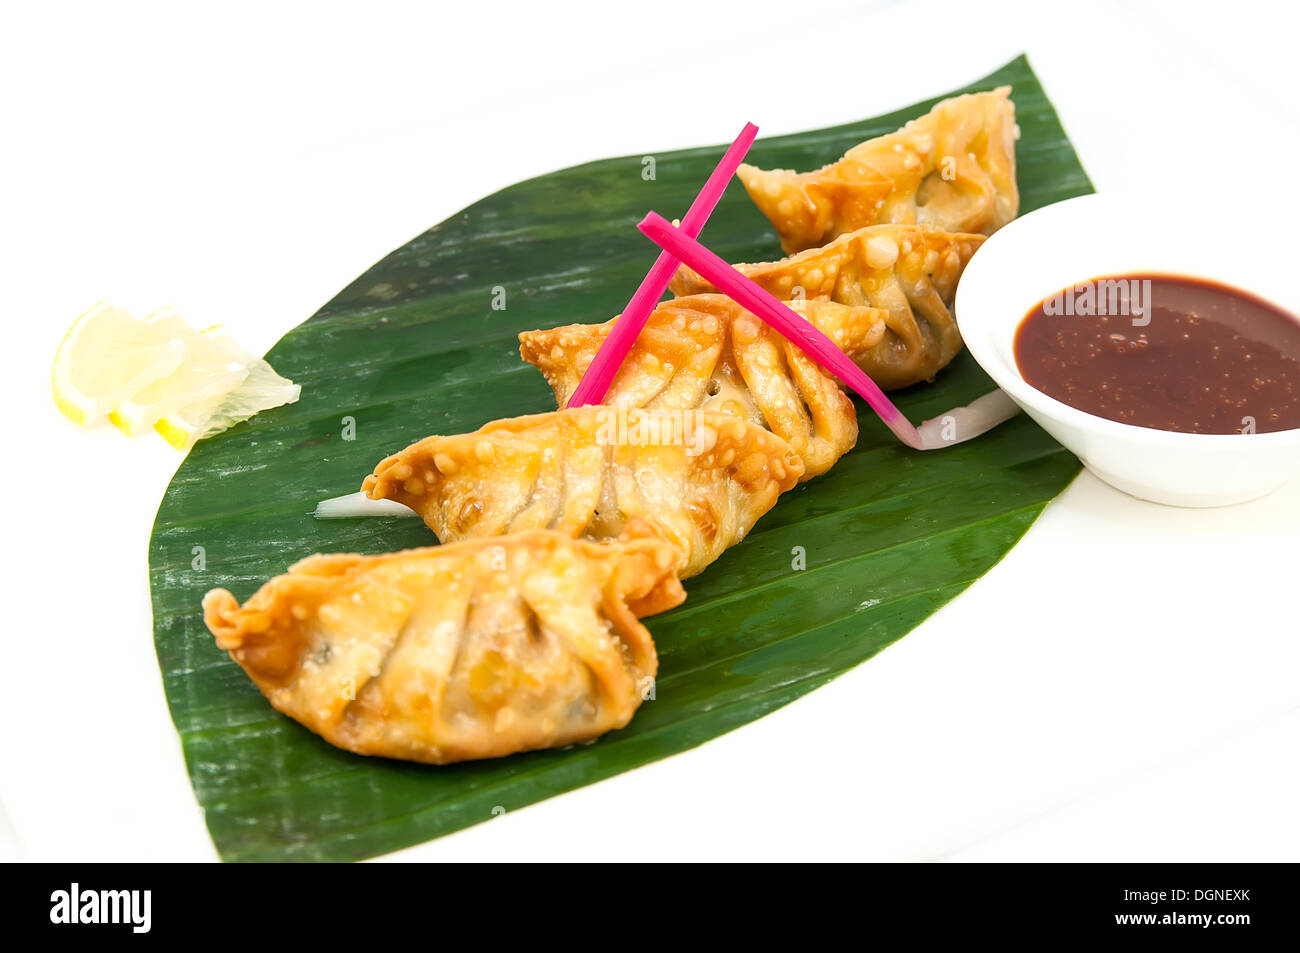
[1014,273,1300,434]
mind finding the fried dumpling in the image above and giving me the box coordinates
[202,525,685,764]
[520,295,860,480]
[737,87,1017,253]
[669,224,984,390]
[362,405,804,577]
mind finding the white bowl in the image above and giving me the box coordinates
[955,193,1300,507]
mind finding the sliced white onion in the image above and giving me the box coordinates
[916,388,1022,450]
[314,491,418,519]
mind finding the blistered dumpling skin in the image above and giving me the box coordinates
[520,296,861,480]
[669,224,985,389]
[362,406,803,578]
[202,526,685,764]
[737,87,1017,253]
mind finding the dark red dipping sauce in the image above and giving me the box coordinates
[1014,273,1300,434]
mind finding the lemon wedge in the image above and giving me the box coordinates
[154,341,301,450]
[108,312,252,437]
[51,302,188,426]
[55,302,301,448]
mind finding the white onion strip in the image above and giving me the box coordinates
[314,491,418,519]
[915,388,1022,449]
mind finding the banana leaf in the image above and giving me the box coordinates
[149,54,1091,861]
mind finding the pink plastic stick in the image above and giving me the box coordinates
[637,212,928,450]
[566,123,759,408]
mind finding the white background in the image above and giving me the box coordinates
[2,0,1297,861]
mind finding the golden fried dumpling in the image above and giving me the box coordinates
[202,524,685,764]
[362,406,804,578]
[520,295,861,480]
[669,224,984,390]
[737,87,1017,253]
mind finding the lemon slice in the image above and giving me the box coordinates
[51,302,188,425]
[108,311,251,436]
[155,342,301,449]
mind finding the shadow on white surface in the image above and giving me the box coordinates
[946,703,1300,861]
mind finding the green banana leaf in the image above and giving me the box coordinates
[149,54,1092,862]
